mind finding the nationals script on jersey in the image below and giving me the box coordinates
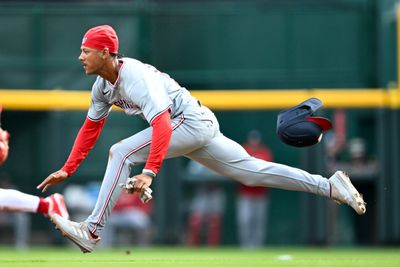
[88,58,195,123]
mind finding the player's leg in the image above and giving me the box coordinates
[185,133,365,214]
[0,188,40,212]
[50,130,150,253]
[87,108,218,245]
[84,112,207,237]
[52,121,188,253]
[84,127,152,236]
[0,188,68,218]
[186,134,331,196]
[180,104,329,195]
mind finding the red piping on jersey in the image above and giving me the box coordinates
[91,113,185,234]
[172,114,185,130]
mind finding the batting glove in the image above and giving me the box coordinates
[119,177,153,203]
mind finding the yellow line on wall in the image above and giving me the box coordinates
[0,90,91,111]
[0,88,397,111]
[192,89,391,109]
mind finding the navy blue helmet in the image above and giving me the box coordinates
[276,98,332,147]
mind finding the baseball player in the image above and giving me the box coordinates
[0,105,69,218]
[37,25,366,253]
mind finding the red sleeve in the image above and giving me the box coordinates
[144,110,172,174]
[61,117,106,176]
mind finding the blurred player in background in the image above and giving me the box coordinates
[237,130,272,249]
[186,160,225,247]
[37,25,365,253]
[0,104,69,219]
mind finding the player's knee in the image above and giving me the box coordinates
[109,142,124,159]
[109,142,143,165]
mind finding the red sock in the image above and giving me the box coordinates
[89,230,98,239]
[36,197,49,215]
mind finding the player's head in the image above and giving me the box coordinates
[246,129,262,147]
[276,98,332,147]
[79,25,119,75]
[82,25,119,54]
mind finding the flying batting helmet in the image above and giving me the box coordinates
[276,98,332,147]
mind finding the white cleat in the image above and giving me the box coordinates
[329,171,366,215]
[51,214,100,253]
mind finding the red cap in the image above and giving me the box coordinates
[81,25,119,54]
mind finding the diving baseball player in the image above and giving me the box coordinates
[37,25,366,253]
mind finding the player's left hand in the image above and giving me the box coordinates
[120,173,153,203]
[131,173,153,193]
[37,169,69,193]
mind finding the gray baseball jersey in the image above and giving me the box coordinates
[85,57,331,235]
[88,58,192,124]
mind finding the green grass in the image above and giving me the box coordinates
[0,246,399,267]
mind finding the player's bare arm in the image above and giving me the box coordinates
[37,169,68,193]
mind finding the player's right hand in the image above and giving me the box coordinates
[37,169,68,193]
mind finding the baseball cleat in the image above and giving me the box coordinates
[51,214,100,253]
[329,171,366,215]
[45,193,69,219]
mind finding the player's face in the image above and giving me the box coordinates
[78,46,106,75]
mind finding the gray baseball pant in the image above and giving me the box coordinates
[85,104,330,236]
